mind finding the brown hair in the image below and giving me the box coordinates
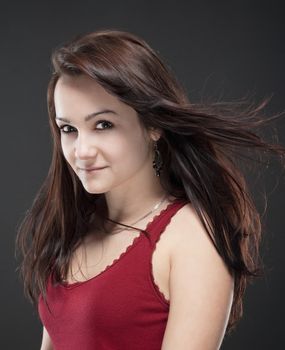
[15,28,285,335]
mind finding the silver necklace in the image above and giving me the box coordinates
[105,194,168,233]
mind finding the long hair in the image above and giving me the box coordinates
[15,28,285,335]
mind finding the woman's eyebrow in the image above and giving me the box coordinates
[55,109,118,123]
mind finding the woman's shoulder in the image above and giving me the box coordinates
[168,199,200,230]
[163,200,216,256]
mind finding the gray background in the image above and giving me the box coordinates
[1,0,284,348]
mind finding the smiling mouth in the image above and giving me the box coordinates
[80,167,107,173]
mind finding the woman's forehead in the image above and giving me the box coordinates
[54,75,137,122]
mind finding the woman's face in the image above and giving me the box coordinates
[54,74,159,194]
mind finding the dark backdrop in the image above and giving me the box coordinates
[1,1,284,349]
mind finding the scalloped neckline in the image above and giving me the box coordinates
[60,198,181,289]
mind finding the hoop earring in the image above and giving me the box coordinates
[152,141,163,177]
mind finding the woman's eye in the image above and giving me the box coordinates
[96,120,113,130]
[58,120,113,134]
[59,125,76,134]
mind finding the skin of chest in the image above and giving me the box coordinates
[65,223,173,302]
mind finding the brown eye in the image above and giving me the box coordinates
[96,120,113,130]
[59,125,76,134]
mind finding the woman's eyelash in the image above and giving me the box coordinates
[58,125,76,134]
[58,120,113,133]
[96,120,114,130]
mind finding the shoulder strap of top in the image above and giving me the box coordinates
[146,199,189,246]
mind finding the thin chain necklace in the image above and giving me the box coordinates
[105,194,168,234]
[66,194,169,276]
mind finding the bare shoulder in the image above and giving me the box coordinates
[166,201,233,286]
[165,203,214,249]
[161,202,235,349]
[163,201,215,256]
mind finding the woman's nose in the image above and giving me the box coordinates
[74,134,98,159]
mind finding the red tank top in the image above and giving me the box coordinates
[38,199,189,350]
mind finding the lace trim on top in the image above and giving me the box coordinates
[59,199,180,290]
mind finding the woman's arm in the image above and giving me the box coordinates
[161,204,234,350]
[40,326,53,350]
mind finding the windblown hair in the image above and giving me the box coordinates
[15,28,285,335]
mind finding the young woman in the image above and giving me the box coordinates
[16,29,285,350]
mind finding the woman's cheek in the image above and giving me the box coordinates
[60,140,73,164]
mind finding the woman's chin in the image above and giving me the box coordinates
[83,186,108,194]
[81,181,110,194]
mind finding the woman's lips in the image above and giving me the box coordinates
[80,167,107,173]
